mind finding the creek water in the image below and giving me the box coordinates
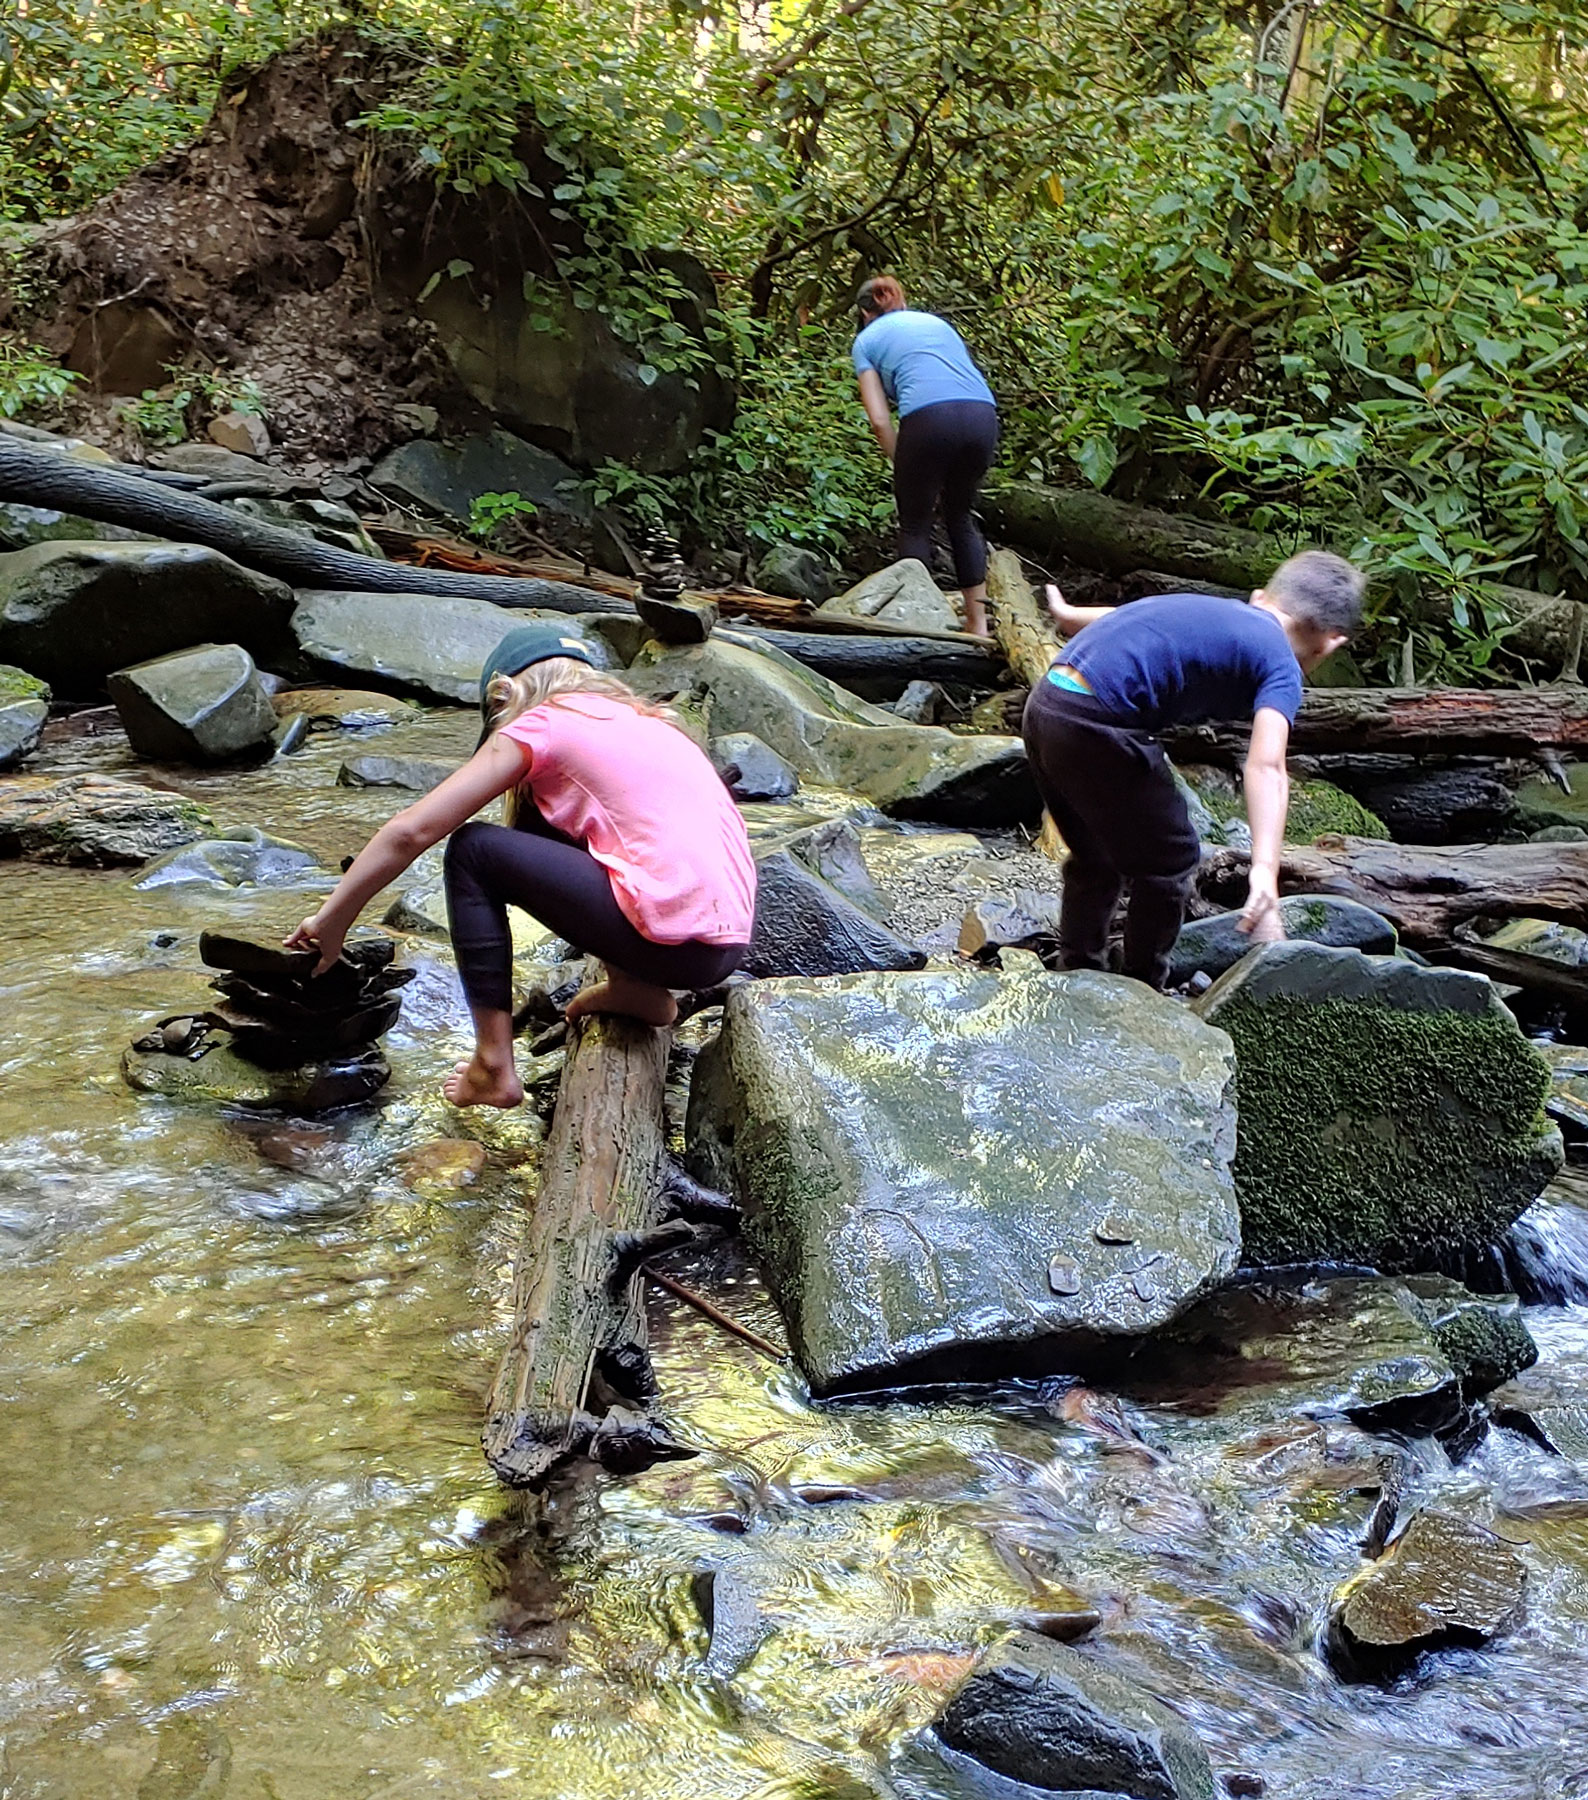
[6,708,1588,1800]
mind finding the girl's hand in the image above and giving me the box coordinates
[285,913,345,976]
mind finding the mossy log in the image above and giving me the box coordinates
[482,1003,695,1489]
[727,624,1001,693]
[986,478,1575,666]
[0,436,623,615]
[1168,686,1588,761]
[1197,837,1588,948]
[984,547,1065,858]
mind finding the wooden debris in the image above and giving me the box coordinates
[985,547,1065,859]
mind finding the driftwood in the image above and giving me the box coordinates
[1167,685,1588,760]
[1197,836,1588,948]
[986,478,1577,667]
[1432,937,1588,1010]
[984,548,1066,858]
[483,1003,695,1489]
[0,435,623,614]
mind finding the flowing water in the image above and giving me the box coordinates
[8,709,1588,1799]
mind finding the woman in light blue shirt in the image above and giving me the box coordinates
[853,275,999,636]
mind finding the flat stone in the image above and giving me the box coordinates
[708,732,799,801]
[122,1041,390,1111]
[687,967,1239,1394]
[626,635,1036,826]
[108,643,277,763]
[934,1632,1216,1800]
[1195,943,1561,1270]
[743,850,926,981]
[148,443,295,488]
[754,543,838,604]
[0,502,149,551]
[1166,895,1396,987]
[1485,916,1588,967]
[291,591,610,705]
[208,409,271,457]
[273,687,420,730]
[337,755,453,793]
[1325,1510,1527,1677]
[959,892,1063,958]
[131,826,327,890]
[819,558,960,633]
[637,592,717,644]
[0,541,296,697]
[0,773,212,865]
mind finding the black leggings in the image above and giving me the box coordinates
[443,820,749,1014]
[893,399,999,589]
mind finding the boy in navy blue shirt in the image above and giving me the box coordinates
[1021,551,1364,989]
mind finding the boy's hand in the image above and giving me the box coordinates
[1238,871,1285,942]
[1045,584,1099,641]
[284,912,345,976]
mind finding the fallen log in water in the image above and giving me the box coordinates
[1168,686,1588,760]
[1197,837,1588,948]
[0,435,623,614]
[483,1001,697,1489]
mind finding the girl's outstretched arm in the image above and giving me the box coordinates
[286,734,527,972]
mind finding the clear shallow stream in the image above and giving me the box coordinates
[6,708,1588,1799]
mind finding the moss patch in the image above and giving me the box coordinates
[1184,765,1388,844]
[0,663,48,703]
[1221,995,1556,1269]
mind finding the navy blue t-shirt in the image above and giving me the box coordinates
[1051,594,1303,732]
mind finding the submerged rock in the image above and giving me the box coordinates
[131,826,327,890]
[743,849,925,981]
[1324,1510,1527,1678]
[709,731,799,801]
[108,642,277,763]
[934,1631,1215,1799]
[291,591,610,705]
[122,1041,390,1111]
[627,636,1036,826]
[273,687,421,731]
[1166,895,1395,988]
[337,754,453,793]
[688,967,1239,1394]
[0,773,211,865]
[0,540,295,694]
[819,558,959,633]
[1194,943,1561,1270]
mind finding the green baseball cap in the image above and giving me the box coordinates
[478,624,596,717]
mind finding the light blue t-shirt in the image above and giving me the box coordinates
[851,310,995,417]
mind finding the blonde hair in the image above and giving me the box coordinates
[484,656,679,827]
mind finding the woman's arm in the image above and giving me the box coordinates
[857,368,896,460]
[285,734,527,971]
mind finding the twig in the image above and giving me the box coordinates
[641,1264,788,1362]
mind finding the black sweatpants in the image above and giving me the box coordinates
[893,399,999,589]
[1021,678,1200,990]
[443,818,748,1015]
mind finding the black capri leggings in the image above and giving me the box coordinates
[443,819,749,1014]
[893,398,999,589]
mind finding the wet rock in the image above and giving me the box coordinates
[337,754,453,793]
[709,732,799,801]
[1515,761,1588,835]
[369,431,588,528]
[819,559,959,633]
[626,636,1036,826]
[743,850,926,981]
[688,967,1239,1394]
[755,542,838,604]
[765,817,890,919]
[108,643,277,763]
[273,686,421,730]
[0,664,49,771]
[1351,766,1517,845]
[1194,943,1561,1270]
[123,1040,390,1110]
[1166,895,1395,988]
[0,541,295,695]
[1484,916,1588,967]
[291,591,610,705]
[890,679,945,725]
[638,591,718,645]
[208,408,271,457]
[0,773,212,865]
[934,1631,1216,1800]
[1400,1275,1538,1400]
[132,826,327,890]
[1324,1510,1527,1677]
[1179,763,1388,845]
[691,1564,770,1677]
[958,893,1063,959]
[1532,824,1588,842]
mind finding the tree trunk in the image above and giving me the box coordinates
[1196,837,1588,948]
[723,624,1002,694]
[1166,685,1588,760]
[482,1003,695,1489]
[985,547,1065,858]
[985,478,1577,666]
[0,436,624,615]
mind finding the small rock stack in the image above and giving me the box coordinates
[124,931,412,1111]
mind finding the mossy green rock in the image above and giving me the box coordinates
[0,773,212,866]
[627,636,1037,825]
[0,665,49,771]
[1401,1274,1538,1400]
[1178,762,1387,846]
[1195,942,1561,1270]
[687,967,1239,1394]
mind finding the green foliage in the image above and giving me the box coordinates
[118,385,192,445]
[466,489,539,542]
[0,335,77,417]
[188,367,265,418]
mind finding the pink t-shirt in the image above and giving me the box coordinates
[500,694,757,945]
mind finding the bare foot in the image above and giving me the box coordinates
[442,1055,524,1109]
[564,970,678,1028]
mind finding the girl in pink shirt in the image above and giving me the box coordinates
[287,625,756,1109]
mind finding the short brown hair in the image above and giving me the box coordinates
[857,275,906,319]
[1265,551,1365,637]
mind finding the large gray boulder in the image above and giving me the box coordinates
[818,558,959,633]
[0,541,296,695]
[369,431,587,528]
[1195,942,1561,1270]
[108,643,277,763]
[688,967,1239,1393]
[934,1633,1215,1800]
[290,592,611,705]
[626,635,1036,826]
